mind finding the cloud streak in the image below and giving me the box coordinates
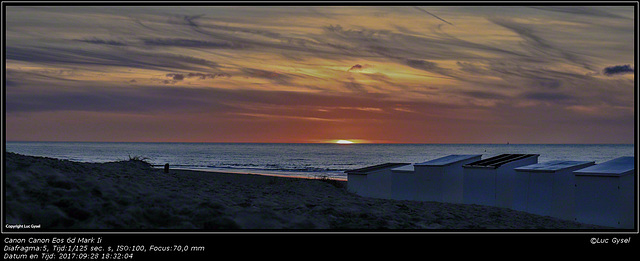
[6,46,220,71]
[412,6,454,26]
[141,38,246,49]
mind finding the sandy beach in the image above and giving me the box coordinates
[4,152,608,230]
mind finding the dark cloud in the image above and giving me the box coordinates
[458,90,509,100]
[323,24,392,40]
[242,68,285,79]
[476,61,599,92]
[183,14,204,27]
[531,77,562,89]
[6,85,234,114]
[603,64,634,76]
[204,22,283,39]
[348,64,363,71]
[241,68,293,85]
[5,80,394,117]
[347,64,373,72]
[167,73,185,81]
[405,59,455,78]
[142,38,245,49]
[6,46,219,71]
[165,72,231,82]
[168,14,205,29]
[160,14,324,58]
[521,91,573,102]
[343,77,366,93]
[530,7,630,20]
[5,69,80,86]
[456,61,487,75]
[75,37,126,46]
[406,59,439,71]
[188,72,230,79]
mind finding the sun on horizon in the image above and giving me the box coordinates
[335,140,355,144]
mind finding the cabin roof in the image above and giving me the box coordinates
[514,160,594,173]
[391,164,415,172]
[574,156,635,176]
[463,154,539,169]
[415,154,482,167]
[345,163,411,175]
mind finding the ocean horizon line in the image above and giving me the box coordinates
[4,141,635,146]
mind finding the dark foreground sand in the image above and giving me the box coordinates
[4,152,608,230]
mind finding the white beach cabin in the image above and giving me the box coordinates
[389,164,416,200]
[463,154,539,208]
[391,155,482,203]
[513,160,595,220]
[573,156,635,229]
[346,163,411,199]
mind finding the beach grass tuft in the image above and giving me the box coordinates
[127,154,150,163]
[315,175,345,188]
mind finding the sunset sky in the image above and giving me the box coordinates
[4,5,636,143]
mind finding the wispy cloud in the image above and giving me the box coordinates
[529,6,631,19]
[6,46,220,71]
[487,16,595,70]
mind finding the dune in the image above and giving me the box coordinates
[4,152,608,230]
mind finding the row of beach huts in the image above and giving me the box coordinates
[345,154,635,229]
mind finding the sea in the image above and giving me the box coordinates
[4,142,635,180]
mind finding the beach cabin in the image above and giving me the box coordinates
[346,163,410,199]
[573,157,635,229]
[390,164,416,200]
[513,160,595,220]
[463,154,539,208]
[391,155,482,203]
